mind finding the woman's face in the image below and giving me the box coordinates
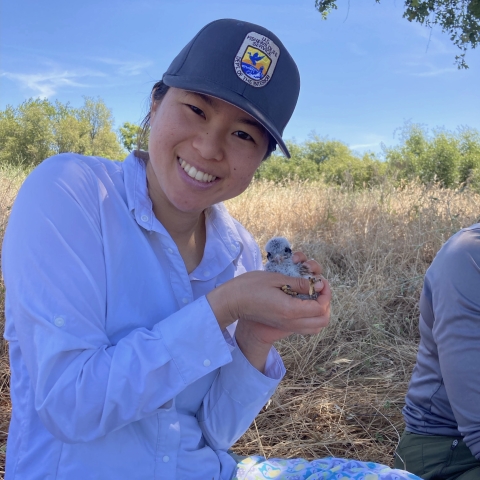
[146,87,269,215]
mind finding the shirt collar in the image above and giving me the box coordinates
[123,151,155,230]
[123,151,244,264]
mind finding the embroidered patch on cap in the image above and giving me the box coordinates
[234,32,280,88]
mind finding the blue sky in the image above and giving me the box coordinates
[1,0,479,156]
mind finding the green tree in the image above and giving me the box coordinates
[254,140,320,181]
[457,127,480,186]
[0,99,56,166]
[0,97,126,166]
[119,122,142,152]
[384,123,430,181]
[254,136,386,186]
[421,130,460,187]
[384,123,480,189]
[51,101,86,154]
[315,0,480,68]
[319,151,386,188]
[77,97,125,159]
[303,135,354,165]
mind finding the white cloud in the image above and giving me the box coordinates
[350,142,380,150]
[91,57,153,76]
[1,69,105,98]
[400,60,457,77]
[412,66,457,77]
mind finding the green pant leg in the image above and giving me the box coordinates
[395,430,480,480]
[456,466,480,480]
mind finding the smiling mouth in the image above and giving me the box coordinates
[178,158,217,183]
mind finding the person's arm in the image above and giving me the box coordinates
[198,245,330,451]
[2,156,234,443]
[430,227,480,459]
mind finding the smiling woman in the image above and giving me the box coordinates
[1,18,420,480]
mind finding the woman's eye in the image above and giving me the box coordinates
[233,131,254,142]
[188,104,205,118]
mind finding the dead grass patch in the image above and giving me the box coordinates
[226,179,480,464]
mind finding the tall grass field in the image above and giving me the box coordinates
[1,166,480,476]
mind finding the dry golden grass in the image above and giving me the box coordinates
[226,179,480,465]
[0,170,479,474]
[0,166,29,477]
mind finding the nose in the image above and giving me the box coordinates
[192,128,225,161]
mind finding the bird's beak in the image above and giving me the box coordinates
[273,254,283,263]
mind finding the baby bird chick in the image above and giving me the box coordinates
[264,236,318,300]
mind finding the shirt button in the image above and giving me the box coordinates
[182,298,189,304]
[54,317,65,327]
[230,244,237,252]
[203,271,210,277]
[203,359,211,367]
[162,455,169,463]
[141,214,149,222]
[167,248,174,254]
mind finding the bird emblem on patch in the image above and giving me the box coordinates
[264,236,318,300]
[241,46,271,80]
[234,31,280,87]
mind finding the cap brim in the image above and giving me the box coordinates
[163,75,290,158]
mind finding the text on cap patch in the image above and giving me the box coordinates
[234,32,280,88]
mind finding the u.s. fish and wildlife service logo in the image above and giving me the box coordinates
[234,32,280,88]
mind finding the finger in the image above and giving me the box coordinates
[280,275,312,295]
[317,278,332,300]
[302,259,323,277]
[285,313,330,335]
[313,277,324,292]
[280,285,331,318]
[292,251,307,264]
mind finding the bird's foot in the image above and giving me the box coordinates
[308,277,318,300]
[281,284,298,296]
[281,280,319,300]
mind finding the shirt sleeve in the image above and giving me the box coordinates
[430,228,480,459]
[197,333,285,451]
[2,155,233,443]
[196,231,286,450]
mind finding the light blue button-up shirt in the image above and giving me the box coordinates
[2,152,285,479]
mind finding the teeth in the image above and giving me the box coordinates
[178,158,217,183]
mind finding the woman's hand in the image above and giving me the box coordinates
[206,252,331,371]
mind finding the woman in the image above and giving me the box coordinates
[2,19,420,480]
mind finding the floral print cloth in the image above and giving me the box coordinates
[233,456,421,480]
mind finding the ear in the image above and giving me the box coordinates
[150,100,159,118]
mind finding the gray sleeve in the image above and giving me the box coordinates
[429,226,480,459]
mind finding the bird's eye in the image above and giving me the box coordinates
[285,247,292,254]
[267,252,272,260]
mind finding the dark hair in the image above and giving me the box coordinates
[137,81,170,152]
[136,81,277,161]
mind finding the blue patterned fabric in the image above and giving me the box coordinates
[233,456,422,480]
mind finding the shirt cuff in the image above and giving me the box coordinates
[217,333,285,406]
[154,296,233,385]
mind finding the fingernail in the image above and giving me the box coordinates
[314,280,323,289]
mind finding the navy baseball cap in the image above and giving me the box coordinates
[162,19,300,158]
